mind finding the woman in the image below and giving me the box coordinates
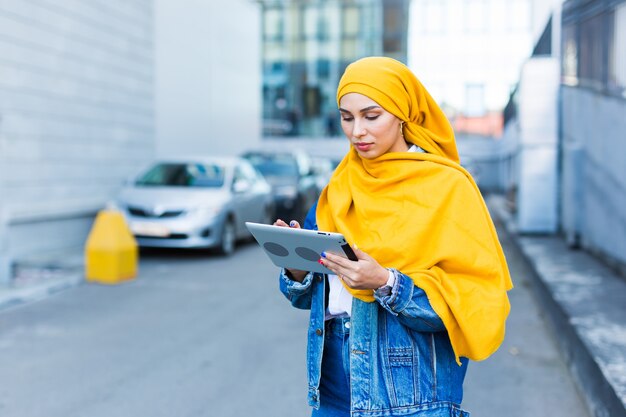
[274,56,512,417]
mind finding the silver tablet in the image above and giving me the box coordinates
[245,222,357,274]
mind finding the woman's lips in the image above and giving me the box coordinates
[355,142,373,151]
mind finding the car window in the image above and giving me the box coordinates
[243,153,299,177]
[237,161,262,182]
[135,163,225,187]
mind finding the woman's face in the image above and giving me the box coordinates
[339,93,407,159]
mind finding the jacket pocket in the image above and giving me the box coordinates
[385,346,418,406]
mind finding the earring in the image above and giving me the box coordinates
[400,121,405,137]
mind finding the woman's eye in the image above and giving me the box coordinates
[341,117,354,122]
[365,115,379,121]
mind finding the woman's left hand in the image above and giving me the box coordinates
[320,245,388,290]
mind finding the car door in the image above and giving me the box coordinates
[232,162,264,235]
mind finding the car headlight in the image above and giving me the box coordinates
[275,185,298,199]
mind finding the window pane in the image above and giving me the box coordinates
[304,6,318,38]
[612,3,626,95]
[343,7,359,36]
[264,9,283,39]
[562,24,578,85]
[579,13,605,88]
[341,39,358,60]
[136,163,225,188]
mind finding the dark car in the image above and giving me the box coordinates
[241,150,319,224]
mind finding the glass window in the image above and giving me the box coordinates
[341,39,359,60]
[242,153,299,178]
[135,163,225,188]
[384,5,403,33]
[579,12,606,89]
[610,3,626,96]
[264,8,284,40]
[562,24,578,86]
[304,6,318,38]
[343,7,359,36]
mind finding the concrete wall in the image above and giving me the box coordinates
[155,0,262,158]
[0,1,156,283]
[561,86,626,267]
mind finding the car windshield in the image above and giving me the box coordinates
[244,154,298,177]
[135,163,225,187]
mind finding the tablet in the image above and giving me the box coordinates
[245,222,357,274]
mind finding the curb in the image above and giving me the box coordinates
[0,272,84,311]
[487,194,626,417]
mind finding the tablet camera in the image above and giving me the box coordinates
[263,242,289,257]
[295,247,321,262]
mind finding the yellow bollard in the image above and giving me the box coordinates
[85,209,138,284]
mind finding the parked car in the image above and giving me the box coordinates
[241,150,319,224]
[310,156,336,194]
[113,156,274,256]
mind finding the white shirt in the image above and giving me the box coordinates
[325,143,425,319]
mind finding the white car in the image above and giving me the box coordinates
[114,156,274,256]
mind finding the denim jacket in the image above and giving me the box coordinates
[279,204,470,417]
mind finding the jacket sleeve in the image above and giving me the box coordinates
[374,268,446,332]
[277,202,319,310]
[278,269,316,309]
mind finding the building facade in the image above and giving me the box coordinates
[0,1,156,284]
[500,0,626,272]
[259,0,410,138]
[559,0,626,270]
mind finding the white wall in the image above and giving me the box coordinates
[0,1,155,283]
[561,86,626,265]
[155,0,262,158]
[515,57,560,233]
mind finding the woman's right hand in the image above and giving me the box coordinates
[273,219,308,283]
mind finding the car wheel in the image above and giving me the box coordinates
[217,218,236,256]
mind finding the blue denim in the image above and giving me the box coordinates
[311,317,352,417]
[279,203,471,417]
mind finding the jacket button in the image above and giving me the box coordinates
[317,275,323,282]
[315,328,323,336]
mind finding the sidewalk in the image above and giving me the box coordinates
[0,246,84,310]
[487,194,626,417]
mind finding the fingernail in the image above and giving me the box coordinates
[289,221,296,227]
[321,251,326,258]
[318,259,324,265]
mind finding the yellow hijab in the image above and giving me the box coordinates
[317,57,513,364]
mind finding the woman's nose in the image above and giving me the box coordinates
[352,120,366,137]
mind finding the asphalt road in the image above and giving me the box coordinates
[0,228,589,416]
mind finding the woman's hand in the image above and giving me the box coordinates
[319,245,388,290]
[273,219,308,283]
